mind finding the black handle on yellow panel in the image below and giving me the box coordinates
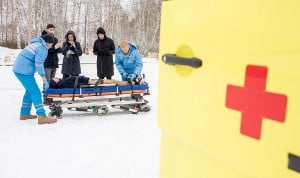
[162,54,202,68]
[288,153,300,173]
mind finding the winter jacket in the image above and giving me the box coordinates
[49,76,90,88]
[61,31,82,76]
[93,36,115,77]
[42,30,62,69]
[13,36,48,77]
[115,43,143,77]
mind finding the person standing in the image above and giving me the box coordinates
[115,40,143,81]
[13,34,57,124]
[42,24,62,81]
[93,27,115,79]
[61,30,82,79]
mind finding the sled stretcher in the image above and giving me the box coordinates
[43,83,151,119]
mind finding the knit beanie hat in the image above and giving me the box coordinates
[97,27,106,35]
[42,34,55,43]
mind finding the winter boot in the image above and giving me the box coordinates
[20,114,37,120]
[38,116,57,124]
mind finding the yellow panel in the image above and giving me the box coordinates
[158,0,300,177]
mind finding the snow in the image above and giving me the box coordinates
[0,47,161,178]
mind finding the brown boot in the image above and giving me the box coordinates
[38,116,57,124]
[20,114,37,120]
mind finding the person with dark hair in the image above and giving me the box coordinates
[48,76,129,89]
[41,23,62,81]
[93,27,115,80]
[12,34,57,124]
[61,30,83,79]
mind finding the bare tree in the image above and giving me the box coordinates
[14,0,21,48]
[0,0,162,56]
[28,0,33,43]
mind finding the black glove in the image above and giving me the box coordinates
[103,50,113,55]
[97,49,105,55]
[105,50,113,55]
[70,45,75,50]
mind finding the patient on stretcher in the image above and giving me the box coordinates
[49,76,130,89]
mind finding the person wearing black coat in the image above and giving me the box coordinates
[42,24,62,81]
[93,27,115,79]
[61,30,83,79]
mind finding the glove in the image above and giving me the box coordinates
[43,80,49,90]
[70,45,75,50]
[98,50,105,55]
[67,41,72,46]
[106,50,112,55]
[129,74,137,81]
[122,73,128,78]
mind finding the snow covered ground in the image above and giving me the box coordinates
[0,47,161,178]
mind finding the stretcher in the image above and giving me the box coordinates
[43,83,151,119]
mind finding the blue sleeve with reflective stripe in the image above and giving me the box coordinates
[35,45,48,77]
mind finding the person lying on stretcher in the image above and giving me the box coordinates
[49,76,133,89]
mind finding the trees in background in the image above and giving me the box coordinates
[0,0,161,56]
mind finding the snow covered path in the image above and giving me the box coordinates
[0,57,160,178]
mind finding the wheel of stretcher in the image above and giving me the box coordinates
[48,111,54,117]
[140,104,151,112]
[97,105,109,116]
[56,114,62,119]
[48,111,63,119]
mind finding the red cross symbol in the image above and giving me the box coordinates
[226,65,287,139]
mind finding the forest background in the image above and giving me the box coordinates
[0,0,162,56]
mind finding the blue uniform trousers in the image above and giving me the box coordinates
[14,73,46,117]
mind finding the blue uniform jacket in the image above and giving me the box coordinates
[13,37,48,77]
[115,43,143,76]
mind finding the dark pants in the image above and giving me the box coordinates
[45,68,57,81]
[63,74,79,79]
[98,74,111,80]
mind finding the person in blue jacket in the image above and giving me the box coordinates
[115,40,143,82]
[13,34,57,124]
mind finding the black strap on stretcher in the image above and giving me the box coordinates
[95,79,102,87]
[127,78,134,93]
[94,79,103,95]
[72,76,79,101]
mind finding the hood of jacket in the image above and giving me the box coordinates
[65,30,77,41]
[41,30,49,36]
[30,36,47,46]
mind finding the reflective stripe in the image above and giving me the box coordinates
[35,104,44,112]
[24,42,41,55]
[22,102,32,108]
[35,64,44,67]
